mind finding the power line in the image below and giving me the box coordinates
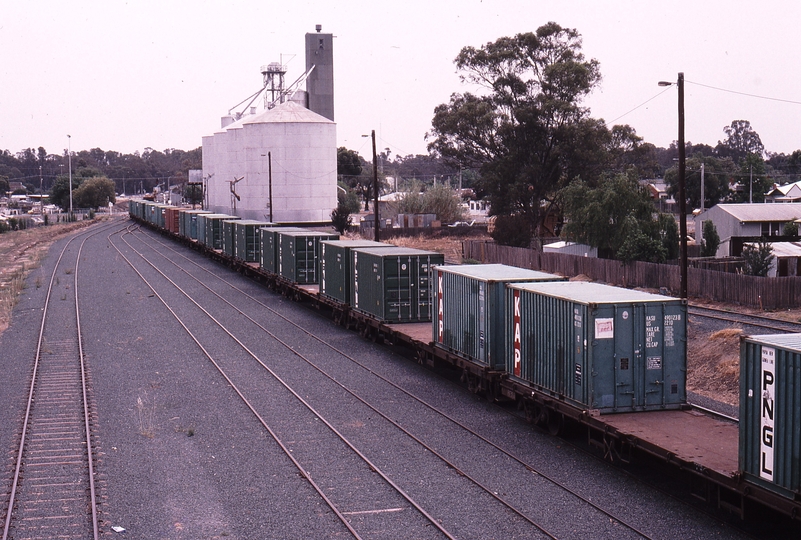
[686,80,801,106]
[606,86,673,125]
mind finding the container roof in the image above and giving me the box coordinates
[746,333,801,352]
[243,100,334,125]
[321,240,394,248]
[353,246,442,257]
[278,230,339,237]
[234,220,275,226]
[434,263,562,282]
[509,281,679,304]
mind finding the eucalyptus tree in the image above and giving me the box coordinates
[427,22,609,245]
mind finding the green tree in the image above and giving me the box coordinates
[337,147,363,177]
[421,183,466,223]
[49,175,82,211]
[731,154,769,203]
[73,177,116,209]
[717,119,765,161]
[397,181,425,215]
[560,173,658,259]
[783,221,799,236]
[700,220,721,257]
[337,182,362,215]
[490,214,532,247]
[427,23,607,237]
[658,213,679,260]
[616,215,667,264]
[742,239,773,277]
[184,183,203,207]
[330,203,352,235]
[665,154,735,209]
[397,182,466,223]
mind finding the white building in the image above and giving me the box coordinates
[765,180,801,203]
[203,101,337,223]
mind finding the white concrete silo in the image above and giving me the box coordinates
[203,100,336,223]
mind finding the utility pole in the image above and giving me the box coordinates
[371,130,379,242]
[674,73,688,299]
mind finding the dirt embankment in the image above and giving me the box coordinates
[0,219,100,333]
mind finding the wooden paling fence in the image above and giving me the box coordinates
[462,240,801,309]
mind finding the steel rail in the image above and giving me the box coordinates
[2,220,121,540]
[689,305,801,333]
[110,226,457,540]
[128,225,660,539]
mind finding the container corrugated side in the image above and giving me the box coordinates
[320,240,394,303]
[433,264,563,370]
[221,219,240,256]
[234,220,273,262]
[258,227,306,274]
[203,215,239,250]
[188,211,211,240]
[740,333,801,499]
[278,231,340,284]
[505,281,686,414]
[351,247,444,322]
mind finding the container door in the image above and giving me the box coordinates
[642,304,667,408]
[573,304,587,404]
[613,305,636,410]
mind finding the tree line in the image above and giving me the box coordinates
[0,146,201,198]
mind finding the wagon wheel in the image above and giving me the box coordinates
[546,411,563,436]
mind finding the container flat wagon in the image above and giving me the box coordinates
[127,209,801,523]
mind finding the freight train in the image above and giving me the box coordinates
[129,200,801,523]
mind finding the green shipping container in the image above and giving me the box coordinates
[505,281,686,414]
[740,333,801,500]
[202,215,239,250]
[278,231,339,284]
[433,264,563,369]
[351,247,444,323]
[320,240,395,304]
[259,227,307,274]
[221,219,240,257]
[233,220,274,262]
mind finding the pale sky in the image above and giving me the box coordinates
[2,1,800,163]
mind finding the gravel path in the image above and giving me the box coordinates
[0,220,768,538]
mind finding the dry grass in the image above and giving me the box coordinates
[0,220,100,333]
[687,327,743,406]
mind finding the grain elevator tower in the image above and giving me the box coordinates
[305,25,334,121]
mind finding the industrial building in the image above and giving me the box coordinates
[202,26,337,223]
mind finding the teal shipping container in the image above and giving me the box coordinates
[201,215,239,249]
[259,227,306,274]
[351,247,444,323]
[278,231,339,284]
[505,281,686,414]
[433,264,563,370]
[320,240,394,303]
[233,220,274,262]
[740,334,801,500]
[221,219,239,257]
[181,210,210,239]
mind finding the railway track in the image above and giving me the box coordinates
[689,305,801,333]
[120,223,739,539]
[0,221,121,540]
